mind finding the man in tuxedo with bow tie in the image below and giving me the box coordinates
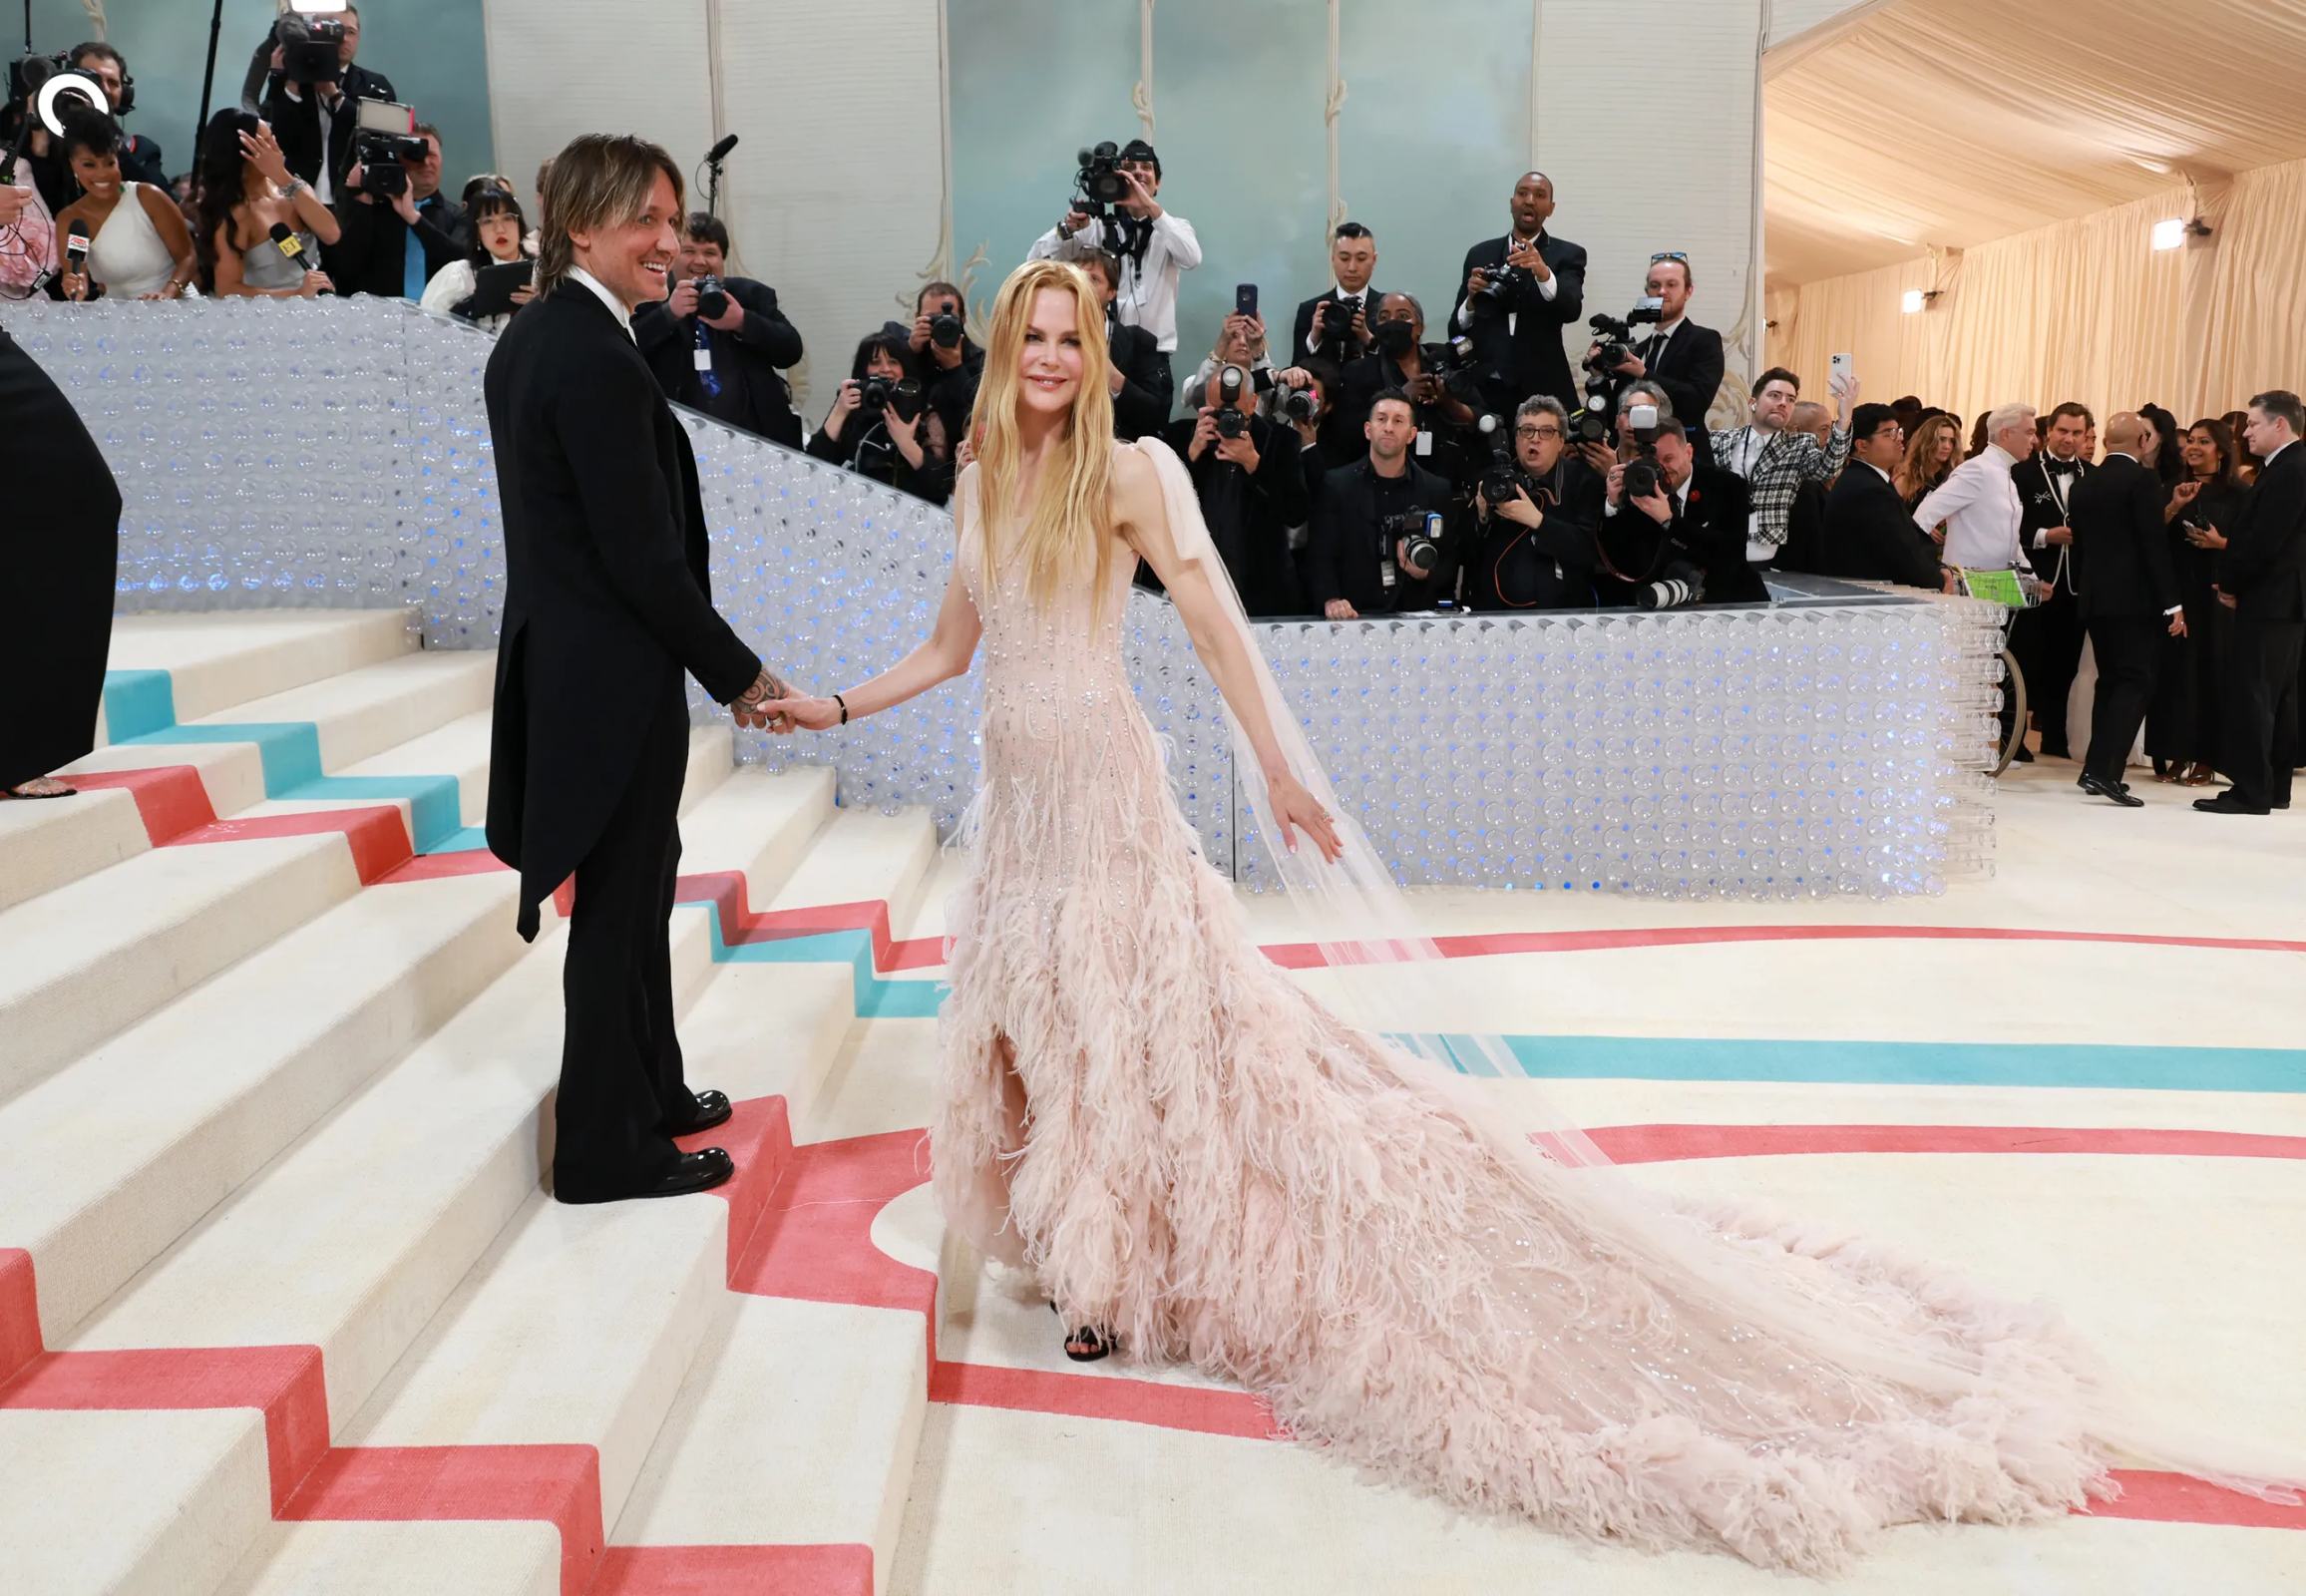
[1450,172,1587,410]
[1591,254,1725,470]
[1290,221,1382,371]
[2010,403,2094,760]
[486,135,789,1204]
[2069,412,2184,805]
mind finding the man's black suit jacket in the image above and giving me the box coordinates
[1451,232,1585,407]
[2221,442,2306,622]
[1306,456,1454,614]
[1461,458,1604,611]
[2012,454,2090,588]
[262,64,396,194]
[1158,412,1307,616]
[485,281,764,938]
[1289,286,1381,370]
[1824,464,1943,590]
[1109,321,1174,441]
[330,189,466,299]
[633,277,806,448]
[1632,320,1726,466]
[2070,454,2180,620]
[1600,463,1762,604]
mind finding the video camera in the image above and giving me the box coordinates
[1071,142,1132,218]
[271,12,347,86]
[7,53,105,148]
[351,99,427,198]
[1571,298,1665,444]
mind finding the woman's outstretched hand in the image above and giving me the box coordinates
[1268,770,1343,863]
[760,693,844,733]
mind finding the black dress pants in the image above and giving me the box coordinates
[2083,615,2163,787]
[2222,616,2303,810]
[553,677,702,1202]
[2014,586,2084,754]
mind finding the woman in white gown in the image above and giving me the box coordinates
[762,259,2279,1571]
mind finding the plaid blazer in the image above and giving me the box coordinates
[1711,424,1852,550]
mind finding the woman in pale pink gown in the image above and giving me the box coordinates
[763,261,2263,1571]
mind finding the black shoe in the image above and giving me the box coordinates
[666,1088,732,1136]
[2079,773,2143,807]
[2193,792,2271,815]
[558,1147,735,1204]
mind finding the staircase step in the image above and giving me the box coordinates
[0,833,364,1104]
[0,784,150,917]
[101,611,415,743]
[0,870,527,1347]
[220,1520,561,1596]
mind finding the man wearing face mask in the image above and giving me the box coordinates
[1325,293,1476,478]
[1451,172,1587,410]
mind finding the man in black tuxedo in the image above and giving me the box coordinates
[1290,221,1381,370]
[1161,362,1309,616]
[1824,405,1949,591]
[1450,172,1586,410]
[1326,294,1479,479]
[1074,248,1174,441]
[258,4,395,200]
[486,136,787,1204]
[634,211,806,448]
[1596,419,1760,606]
[2070,413,2184,805]
[1307,391,1454,617]
[2010,403,2093,758]
[1592,255,1725,469]
[2198,390,2306,815]
[1459,396,1603,610]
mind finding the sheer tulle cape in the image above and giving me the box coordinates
[1126,436,2301,1506]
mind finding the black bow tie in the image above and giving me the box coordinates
[2045,457,2081,475]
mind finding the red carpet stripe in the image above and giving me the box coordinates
[379,847,508,883]
[0,1249,40,1386]
[166,804,414,886]
[67,764,217,845]
[2099,1469,2306,1530]
[1263,922,2306,968]
[593,1544,875,1595]
[927,1359,1284,1440]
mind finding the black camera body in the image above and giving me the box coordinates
[1472,262,1528,305]
[274,13,346,85]
[1381,509,1443,575]
[1214,407,1250,440]
[1074,141,1131,213]
[1271,383,1317,424]
[928,311,963,349]
[1572,299,1669,445]
[858,374,925,423]
[353,129,427,197]
[692,276,731,320]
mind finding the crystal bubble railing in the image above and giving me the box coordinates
[5,296,2001,895]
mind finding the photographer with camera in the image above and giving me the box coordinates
[1290,221,1382,370]
[1450,172,1587,410]
[1324,293,1480,478]
[1711,366,1856,569]
[334,122,466,299]
[805,324,952,506]
[633,211,804,447]
[63,44,165,190]
[1307,391,1454,619]
[1597,415,1761,608]
[1071,247,1174,441]
[1156,360,1308,616]
[907,279,983,439]
[255,4,395,201]
[1461,396,1603,610]
[1588,254,1724,469]
[1029,139,1198,373]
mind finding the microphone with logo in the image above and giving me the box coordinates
[64,218,93,298]
[268,222,324,295]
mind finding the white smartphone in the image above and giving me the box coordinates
[1829,352,1854,386]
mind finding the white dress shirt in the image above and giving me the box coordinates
[1029,211,1201,353]
[568,266,635,342]
[1914,443,2023,570]
[1452,233,1561,336]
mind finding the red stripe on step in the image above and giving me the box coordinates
[928,1358,1284,1440]
[66,764,217,845]
[2095,1468,2306,1531]
[0,1344,330,1513]
[1261,922,2306,968]
[167,804,412,886]
[885,937,944,971]
[0,1249,40,1386]
[378,847,510,883]
[1585,1124,2306,1164]
[283,1442,603,1596]
[593,1543,874,1596]
[676,1096,796,1279]
[674,872,899,962]
[728,1129,936,1318]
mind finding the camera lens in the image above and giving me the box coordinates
[696,281,729,319]
[930,313,963,348]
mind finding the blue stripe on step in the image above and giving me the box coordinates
[102,669,179,743]
[684,902,946,1018]
[1491,1034,2306,1094]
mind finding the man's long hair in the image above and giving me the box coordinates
[536,134,682,298]
[970,258,1119,615]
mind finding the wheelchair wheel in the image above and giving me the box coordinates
[1991,646,2029,776]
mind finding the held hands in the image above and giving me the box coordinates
[758,690,844,732]
[730,668,796,732]
[1266,768,1344,863]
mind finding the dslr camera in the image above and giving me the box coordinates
[1470,415,1531,508]
[1572,298,1666,444]
[692,276,731,320]
[1381,510,1445,576]
[858,374,926,424]
[271,12,346,85]
[927,310,964,349]
[351,100,427,199]
[1471,261,1528,305]
[1212,364,1253,439]
[1268,377,1318,424]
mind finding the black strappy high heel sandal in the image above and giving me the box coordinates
[1050,1301,1112,1363]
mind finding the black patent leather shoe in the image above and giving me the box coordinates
[559,1147,735,1204]
[2193,791,2270,815]
[666,1089,733,1136]
[2079,773,2143,807]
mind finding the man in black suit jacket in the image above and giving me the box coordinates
[486,137,785,1204]
[1073,248,1174,440]
[331,124,467,299]
[1307,391,1454,617]
[1597,421,1761,606]
[1824,404,1948,590]
[1450,172,1586,410]
[1459,397,1602,610]
[1289,221,1381,370]
[258,7,395,200]
[1594,255,1725,470]
[2198,391,2306,814]
[1160,363,1309,616]
[1324,294,1480,479]
[2010,403,2093,757]
[2070,413,2184,803]
[634,212,806,448]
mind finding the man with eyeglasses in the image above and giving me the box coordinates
[1461,395,1603,610]
[1591,253,1725,469]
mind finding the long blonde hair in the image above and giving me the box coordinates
[970,258,1119,612]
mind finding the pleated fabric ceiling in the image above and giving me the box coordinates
[1764,0,2306,287]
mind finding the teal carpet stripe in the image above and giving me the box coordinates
[1496,1034,2306,1094]
[431,825,492,853]
[694,910,945,1018]
[280,774,464,853]
[102,670,177,742]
